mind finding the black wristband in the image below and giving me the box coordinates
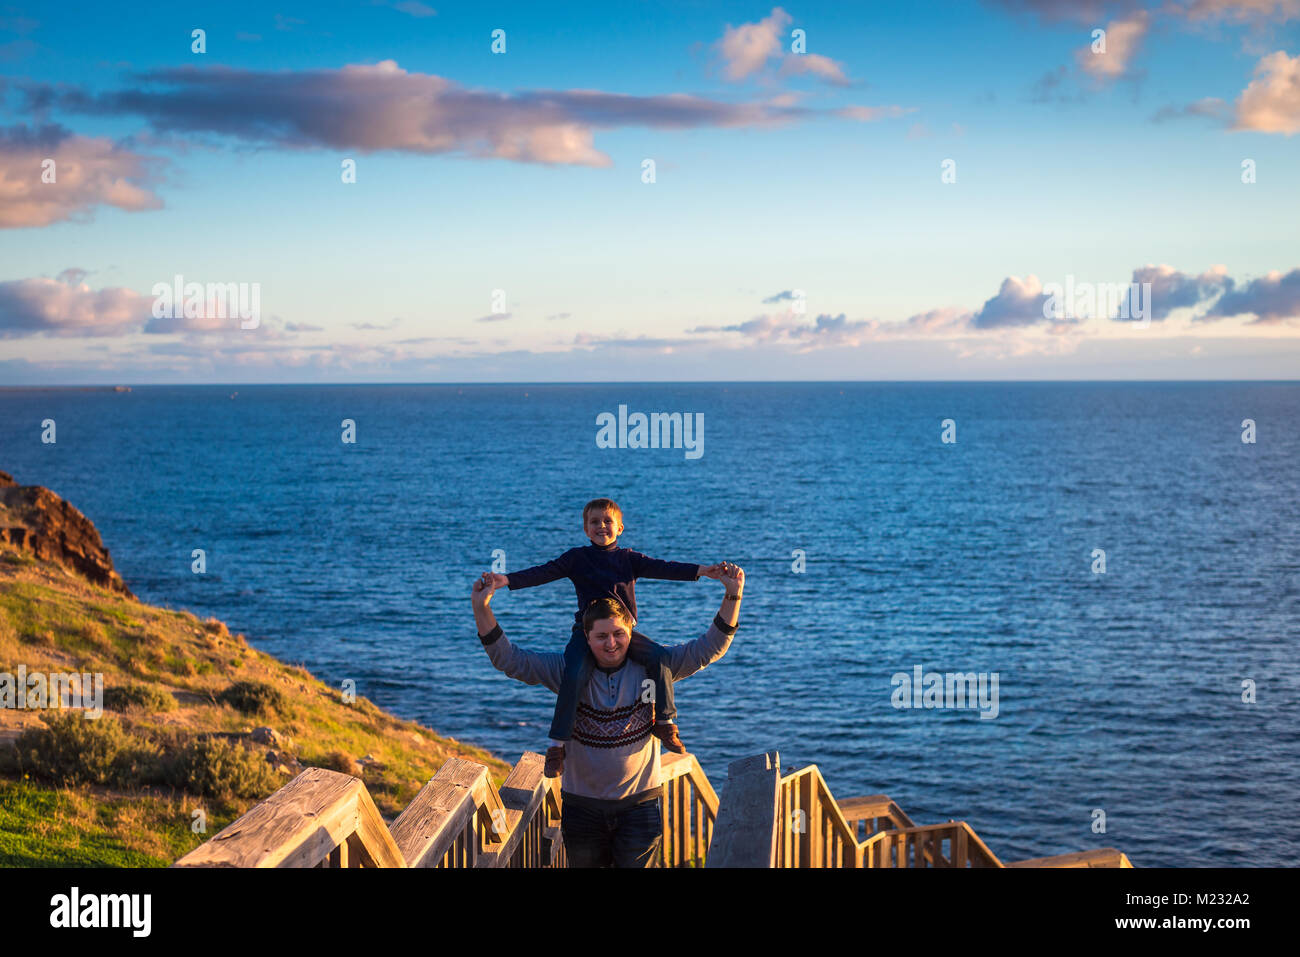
[713,614,737,636]
[479,623,503,645]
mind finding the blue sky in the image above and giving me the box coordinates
[1,0,1299,381]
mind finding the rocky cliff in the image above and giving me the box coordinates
[0,470,134,597]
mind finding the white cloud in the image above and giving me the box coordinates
[1232,50,1300,133]
[719,7,792,81]
[1077,12,1150,78]
[0,124,164,228]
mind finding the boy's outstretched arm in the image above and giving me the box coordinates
[630,551,718,582]
[498,549,576,591]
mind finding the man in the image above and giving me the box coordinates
[470,560,744,868]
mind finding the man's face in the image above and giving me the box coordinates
[586,617,631,668]
[584,507,623,547]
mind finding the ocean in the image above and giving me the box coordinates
[1,381,1296,866]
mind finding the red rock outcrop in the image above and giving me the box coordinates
[0,470,135,597]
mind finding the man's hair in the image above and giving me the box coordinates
[583,497,622,522]
[583,597,633,636]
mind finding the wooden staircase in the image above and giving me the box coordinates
[174,748,1131,868]
[707,750,1132,868]
[174,750,715,868]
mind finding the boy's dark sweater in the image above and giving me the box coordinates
[507,541,699,626]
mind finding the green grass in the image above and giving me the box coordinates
[0,543,511,866]
[0,779,228,867]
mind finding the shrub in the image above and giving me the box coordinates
[217,680,287,717]
[310,750,362,777]
[15,712,157,787]
[165,736,279,799]
[165,655,197,677]
[71,620,112,653]
[103,683,176,714]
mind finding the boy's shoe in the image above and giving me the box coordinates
[652,723,688,754]
[544,745,565,778]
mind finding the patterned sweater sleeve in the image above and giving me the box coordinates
[480,625,564,693]
[664,617,736,680]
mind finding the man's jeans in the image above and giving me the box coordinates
[562,796,662,868]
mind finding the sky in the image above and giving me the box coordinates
[1,0,1299,382]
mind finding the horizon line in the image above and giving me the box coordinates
[2,378,1300,390]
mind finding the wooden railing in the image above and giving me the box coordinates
[707,751,1132,869]
[172,766,406,868]
[176,749,718,868]
[1007,849,1133,868]
[391,752,564,868]
[174,752,565,869]
[175,747,1131,869]
[861,821,1003,868]
[776,762,861,867]
[658,750,719,867]
[837,794,916,841]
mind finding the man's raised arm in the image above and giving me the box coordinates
[471,574,563,692]
[665,561,744,680]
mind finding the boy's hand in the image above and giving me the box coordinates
[698,563,724,580]
[488,572,510,590]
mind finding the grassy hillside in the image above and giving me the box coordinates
[0,543,508,867]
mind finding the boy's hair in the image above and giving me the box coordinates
[582,497,623,523]
[583,597,633,636]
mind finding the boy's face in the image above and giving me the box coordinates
[584,507,623,546]
[586,617,631,668]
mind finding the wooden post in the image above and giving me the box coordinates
[693,780,704,865]
[659,780,670,867]
[705,751,781,868]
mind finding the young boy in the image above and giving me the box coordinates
[487,497,719,778]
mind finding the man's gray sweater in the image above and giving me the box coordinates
[479,617,736,802]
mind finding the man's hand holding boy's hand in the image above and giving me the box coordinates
[487,572,510,590]
[471,573,497,609]
[698,562,725,580]
[718,562,744,595]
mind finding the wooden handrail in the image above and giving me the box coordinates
[659,751,720,867]
[173,767,405,868]
[836,794,916,840]
[861,821,1003,868]
[775,765,863,867]
[390,752,563,868]
[478,751,565,868]
[1007,848,1133,868]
